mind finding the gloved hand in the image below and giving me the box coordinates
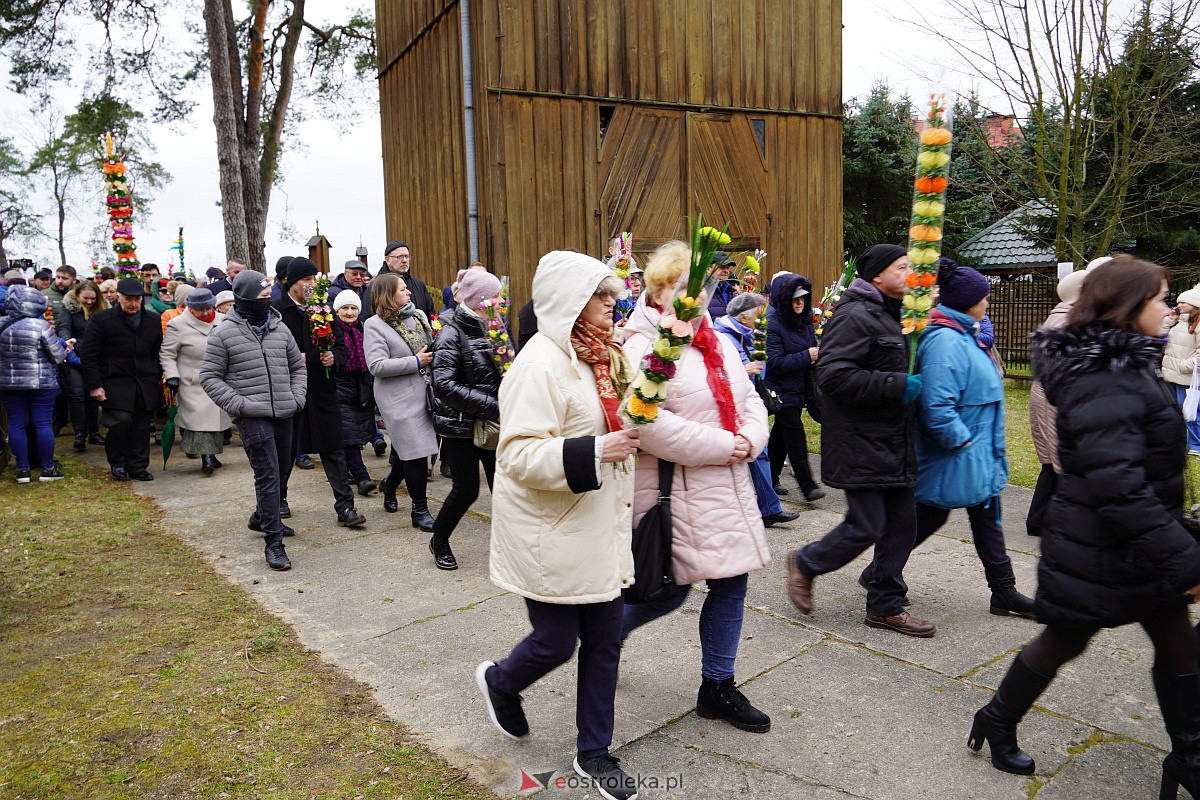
[901,375,923,404]
[165,377,180,394]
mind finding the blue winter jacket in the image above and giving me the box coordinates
[914,305,1007,509]
[0,286,67,391]
[764,273,817,407]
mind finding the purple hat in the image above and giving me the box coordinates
[936,258,990,313]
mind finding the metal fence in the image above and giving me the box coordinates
[984,270,1059,376]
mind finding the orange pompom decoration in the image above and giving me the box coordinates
[905,272,920,288]
[909,225,943,242]
[914,176,948,194]
[919,272,936,288]
[920,127,952,146]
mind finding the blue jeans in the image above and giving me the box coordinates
[2,388,58,470]
[621,573,749,682]
[748,447,782,517]
[1172,384,1200,453]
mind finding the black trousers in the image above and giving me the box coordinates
[432,436,495,538]
[767,405,818,491]
[103,404,153,472]
[491,596,623,758]
[238,416,293,544]
[281,416,356,516]
[63,367,100,435]
[794,487,916,616]
[1026,463,1057,537]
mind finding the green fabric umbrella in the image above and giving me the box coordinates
[161,403,177,469]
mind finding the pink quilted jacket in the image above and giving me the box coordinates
[622,300,771,584]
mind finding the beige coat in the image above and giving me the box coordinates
[1030,302,1071,470]
[161,311,231,433]
[489,252,635,604]
[1162,313,1200,388]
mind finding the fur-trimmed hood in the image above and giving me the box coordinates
[1032,324,1165,405]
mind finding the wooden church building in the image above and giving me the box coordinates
[375,1,843,303]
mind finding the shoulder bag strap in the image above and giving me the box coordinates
[657,458,675,503]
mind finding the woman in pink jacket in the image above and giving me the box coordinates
[620,241,773,733]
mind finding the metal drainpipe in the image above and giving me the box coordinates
[460,0,480,262]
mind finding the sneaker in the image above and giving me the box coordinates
[15,468,32,484]
[248,513,295,537]
[474,661,529,740]
[264,542,291,571]
[573,753,639,800]
[39,466,65,482]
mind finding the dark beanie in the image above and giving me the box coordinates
[936,257,990,313]
[287,256,319,285]
[232,270,271,301]
[384,240,406,256]
[274,255,293,284]
[856,244,908,283]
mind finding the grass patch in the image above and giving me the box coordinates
[801,382,1042,489]
[0,457,498,800]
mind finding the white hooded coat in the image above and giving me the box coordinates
[488,251,636,603]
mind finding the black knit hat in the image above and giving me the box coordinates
[856,244,908,283]
[384,240,407,256]
[274,255,293,284]
[286,256,319,284]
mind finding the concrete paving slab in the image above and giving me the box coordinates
[75,442,1184,799]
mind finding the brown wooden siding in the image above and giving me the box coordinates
[377,0,843,311]
[377,3,469,293]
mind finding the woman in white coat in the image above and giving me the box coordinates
[160,289,231,475]
[364,273,439,530]
[620,241,773,734]
[476,251,642,800]
[1163,284,1200,455]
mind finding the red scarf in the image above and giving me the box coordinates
[691,318,740,433]
[571,318,629,432]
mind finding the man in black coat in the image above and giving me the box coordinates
[785,244,937,638]
[275,257,365,527]
[378,240,435,318]
[78,277,163,481]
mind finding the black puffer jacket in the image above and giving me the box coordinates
[1034,324,1200,628]
[430,311,500,438]
[764,273,817,407]
[333,318,377,447]
[814,278,916,490]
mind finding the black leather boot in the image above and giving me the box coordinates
[411,506,435,532]
[379,476,399,513]
[73,432,87,451]
[201,454,218,475]
[429,534,458,570]
[1152,669,1200,800]
[968,653,1054,774]
[696,677,770,733]
[985,564,1037,619]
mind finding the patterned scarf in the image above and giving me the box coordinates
[570,318,632,432]
[386,304,433,359]
[341,321,368,372]
[690,317,740,433]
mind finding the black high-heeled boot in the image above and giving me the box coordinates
[411,505,434,532]
[968,653,1054,774]
[1153,669,1200,800]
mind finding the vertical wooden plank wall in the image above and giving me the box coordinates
[377,1,470,294]
[378,0,844,304]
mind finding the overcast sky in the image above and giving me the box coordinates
[4,0,963,278]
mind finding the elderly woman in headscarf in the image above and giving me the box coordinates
[161,288,230,474]
[476,251,641,799]
[1026,269,1088,537]
[620,240,773,734]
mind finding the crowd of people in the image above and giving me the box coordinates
[4,240,1200,799]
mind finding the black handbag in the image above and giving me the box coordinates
[623,458,676,605]
[755,377,782,416]
[804,375,824,424]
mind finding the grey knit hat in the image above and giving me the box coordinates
[185,288,216,309]
[232,270,271,301]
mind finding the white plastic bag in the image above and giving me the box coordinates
[1184,367,1200,423]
